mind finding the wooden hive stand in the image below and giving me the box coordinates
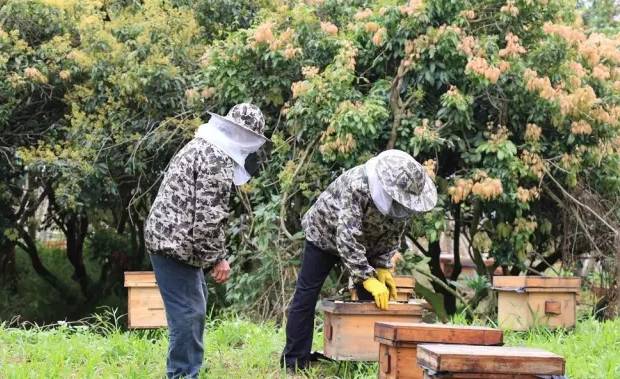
[374,322,503,379]
[124,271,167,329]
[320,299,428,361]
[493,276,581,331]
[417,344,565,379]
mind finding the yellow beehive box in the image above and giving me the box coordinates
[124,271,167,329]
[493,276,581,331]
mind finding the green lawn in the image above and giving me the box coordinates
[1,312,619,378]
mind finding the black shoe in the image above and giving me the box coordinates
[308,351,335,363]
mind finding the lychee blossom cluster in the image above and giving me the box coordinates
[520,150,546,179]
[500,0,519,16]
[466,57,501,83]
[253,22,301,60]
[570,120,593,135]
[423,159,436,179]
[524,123,542,142]
[320,22,338,36]
[499,33,526,58]
[354,8,373,20]
[24,67,48,84]
[399,0,423,15]
[319,125,357,156]
[516,186,540,203]
[448,172,503,203]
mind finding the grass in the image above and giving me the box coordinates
[1,310,619,379]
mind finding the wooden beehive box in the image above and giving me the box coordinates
[374,322,503,379]
[493,276,581,331]
[394,276,415,302]
[124,271,167,329]
[320,299,428,361]
[417,344,565,378]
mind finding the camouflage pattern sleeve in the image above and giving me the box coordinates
[192,150,233,267]
[335,190,376,283]
[368,225,405,269]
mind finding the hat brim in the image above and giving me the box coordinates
[207,112,270,141]
[376,163,438,213]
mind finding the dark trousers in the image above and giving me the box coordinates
[281,241,371,369]
[150,253,208,379]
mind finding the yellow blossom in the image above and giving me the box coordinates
[570,120,592,135]
[448,178,474,203]
[201,87,216,99]
[59,70,71,81]
[365,22,380,33]
[524,123,542,142]
[302,66,319,78]
[465,57,501,83]
[320,22,338,36]
[499,32,526,58]
[24,67,48,84]
[543,22,586,44]
[423,159,436,179]
[354,8,373,20]
[372,28,387,46]
[500,0,519,16]
[254,22,275,44]
[472,178,503,200]
[592,64,610,81]
[291,81,310,98]
[516,187,540,203]
[521,150,546,178]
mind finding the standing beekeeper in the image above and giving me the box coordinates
[144,103,270,379]
[281,149,437,370]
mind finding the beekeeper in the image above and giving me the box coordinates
[281,149,437,370]
[144,103,270,379]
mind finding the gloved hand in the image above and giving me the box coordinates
[362,277,390,310]
[376,268,398,300]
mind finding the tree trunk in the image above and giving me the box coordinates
[450,204,462,281]
[64,211,91,298]
[426,240,457,314]
[0,242,18,293]
[17,229,75,301]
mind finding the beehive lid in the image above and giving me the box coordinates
[493,276,581,293]
[394,275,415,288]
[374,322,502,345]
[124,271,158,287]
[319,299,428,315]
[417,344,565,375]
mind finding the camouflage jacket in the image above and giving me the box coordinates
[302,166,407,283]
[144,138,234,269]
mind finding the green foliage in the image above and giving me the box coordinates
[194,0,260,39]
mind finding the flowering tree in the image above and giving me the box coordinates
[198,0,620,316]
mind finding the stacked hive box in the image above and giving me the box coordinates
[493,276,581,330]
[417,344,565,378]
[374,322,503,379]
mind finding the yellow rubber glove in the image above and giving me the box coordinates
[376,268,398,300]
[362,277,390,310]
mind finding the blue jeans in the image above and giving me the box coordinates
[150,253,208,379]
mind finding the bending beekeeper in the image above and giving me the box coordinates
[144,103,270,379]
[281,149,437,371]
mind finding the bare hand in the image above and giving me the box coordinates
[211,259,231,284]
